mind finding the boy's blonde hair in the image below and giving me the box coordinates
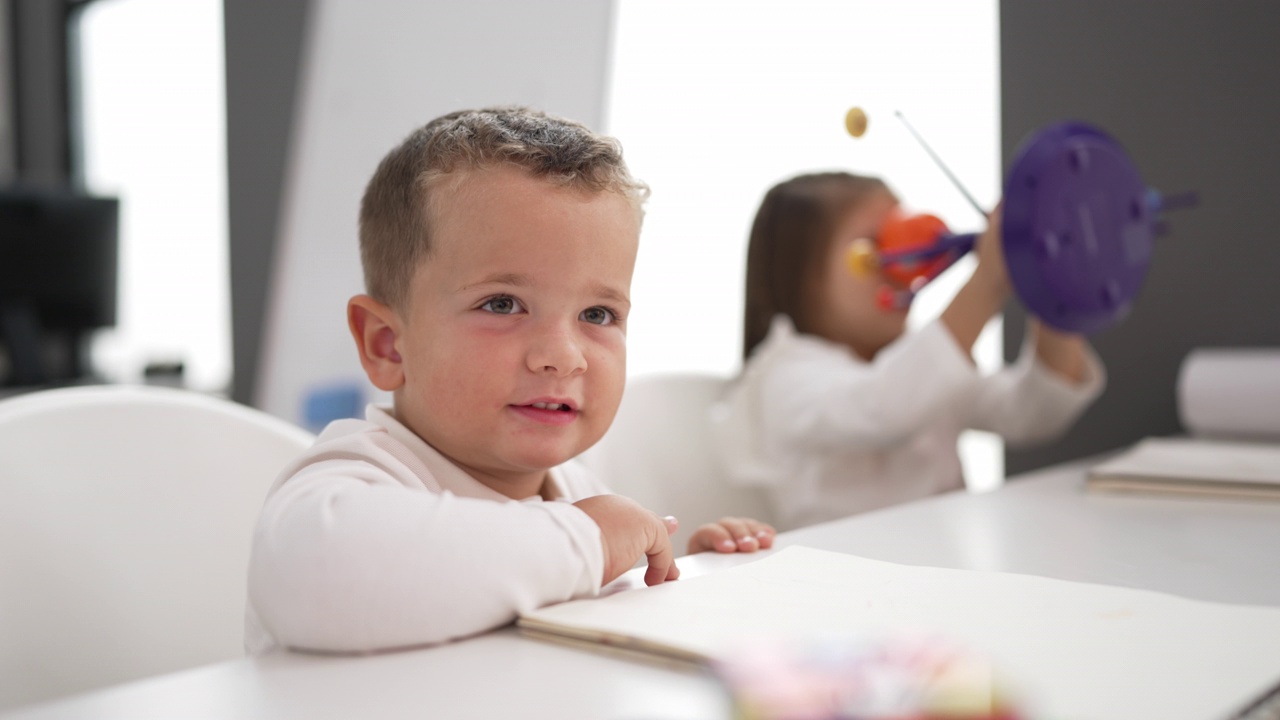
[358,106,649,309]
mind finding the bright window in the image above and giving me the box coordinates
[76,0,230,393]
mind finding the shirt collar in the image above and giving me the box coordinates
[364,404,562,502]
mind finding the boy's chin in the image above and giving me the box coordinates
[503,441,585,472]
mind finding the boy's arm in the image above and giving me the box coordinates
[249,458,604,654]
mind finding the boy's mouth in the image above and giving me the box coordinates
[511,399,579,427]
[527,402,573,412]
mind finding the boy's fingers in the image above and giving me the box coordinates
[663,515,679,535]
[690,523,736,554]
[643,517,676,586]
[746,520,777,549]
[718,517,758,552]
[643,547,675,585]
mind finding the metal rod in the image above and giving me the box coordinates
[894,110,986,217]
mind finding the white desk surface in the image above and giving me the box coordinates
[5,459,1280,720]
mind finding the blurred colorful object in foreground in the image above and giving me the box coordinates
[712,634,1024,720]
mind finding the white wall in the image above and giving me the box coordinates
[258,0,616,425]
[608,0,1002,379]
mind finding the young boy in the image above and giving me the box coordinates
[246,107,775,655]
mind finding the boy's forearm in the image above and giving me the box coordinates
[248,482,602,653]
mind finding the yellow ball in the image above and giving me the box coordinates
[845,107,869,138]
[845,237,879,277]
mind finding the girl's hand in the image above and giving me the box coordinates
[687,516,776,555]
[971,201,1011,298]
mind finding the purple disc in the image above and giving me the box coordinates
[1002,122,1153,334]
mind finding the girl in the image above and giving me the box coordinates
[710,172,1104,530]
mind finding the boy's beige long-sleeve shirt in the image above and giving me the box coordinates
[245,405,607,655]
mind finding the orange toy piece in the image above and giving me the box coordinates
[875,212,951,290]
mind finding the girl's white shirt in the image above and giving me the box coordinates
[245,405,607,655]
[710,315,1105,530]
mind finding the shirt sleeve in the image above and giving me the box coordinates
[760,320,981,453]
[966,336,1106,446]
[247,432,603,654]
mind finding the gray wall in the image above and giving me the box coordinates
[224,0,311,406]
[1001,2,1280,474]
[9,0,69,187]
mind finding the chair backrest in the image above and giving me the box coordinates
[0,385,314,711]
[579,373,773,554]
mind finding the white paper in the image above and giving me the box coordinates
[521,546,1280,720]
[1178,348,1280,439]
[1090,436,1280,487]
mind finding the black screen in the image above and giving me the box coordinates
[0,191,120,385]
[0,191,120,329]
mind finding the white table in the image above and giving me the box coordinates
[5,459,1280,719]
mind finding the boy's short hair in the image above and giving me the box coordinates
[359,105,649,309]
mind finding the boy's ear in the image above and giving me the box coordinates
[348,295,405,392]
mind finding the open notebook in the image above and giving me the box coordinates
[519,546,1280,720]
[1087,436,1280,501]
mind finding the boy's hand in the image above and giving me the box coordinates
[687,516,776,556]
[573,495,679,587]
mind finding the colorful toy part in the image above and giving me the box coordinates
[845,214,977,311]
[844,106,869,138]
[1002,121,1155,335]
[846,120,1191,333]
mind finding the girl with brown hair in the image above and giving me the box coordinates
[710,172,1105,530]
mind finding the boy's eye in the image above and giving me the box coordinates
[480,296,524,315]
[580,306,616,326]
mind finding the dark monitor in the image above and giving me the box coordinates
[0,190,120,386]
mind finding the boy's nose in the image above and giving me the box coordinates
[526,326,587,377]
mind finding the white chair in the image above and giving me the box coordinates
[0,385,314,711]
[579,373,774,554]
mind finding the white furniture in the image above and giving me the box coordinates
[579,373,774,551]
[0,385,314,711]
[2,458,1279,719]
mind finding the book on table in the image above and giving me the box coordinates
[1086,436,1280,500]
[518,545,1280,720]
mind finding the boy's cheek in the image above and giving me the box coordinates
[586,342,627,385]
[587,326,628,357]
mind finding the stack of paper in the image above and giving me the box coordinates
[519,546,1280,720]
[1087,436,1280,501]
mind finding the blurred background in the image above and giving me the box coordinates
[2,0,1278,490]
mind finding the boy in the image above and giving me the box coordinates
[246,107,775,654]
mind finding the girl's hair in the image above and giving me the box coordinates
[742,171,890,359]
[359,106,649,310]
